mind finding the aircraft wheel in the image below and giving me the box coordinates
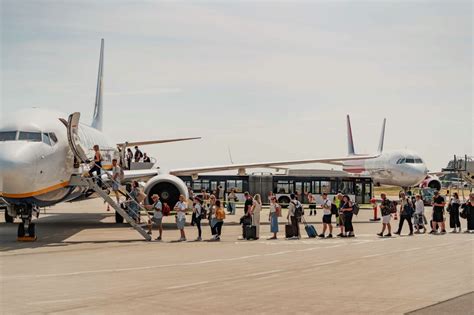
[4,211,14,223]
[115,211,124,224]
[28,223,36,237]
[17,223,25,237]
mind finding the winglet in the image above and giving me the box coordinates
[377,118,386,154]
[347,115,355,155]
[91,39,104,131]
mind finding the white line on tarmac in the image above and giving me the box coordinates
[362,253,386,258]
[167,281,210,290]
[248,270,283,277]
[311,260,340,267]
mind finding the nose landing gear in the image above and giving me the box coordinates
[17,204,39,242]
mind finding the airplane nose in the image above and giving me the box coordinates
[0,143,38,196]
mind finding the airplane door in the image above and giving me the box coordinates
[67,112,89,163]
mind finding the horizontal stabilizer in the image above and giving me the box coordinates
[117,137,201,148]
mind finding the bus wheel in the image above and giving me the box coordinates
[278,196,290,208]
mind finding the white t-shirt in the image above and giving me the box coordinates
[112,166,121,179]
[153,201,163,219]
[321,198,332,215]
[194,203,202,216]
[415,199,424,214]
[175,201,187,220]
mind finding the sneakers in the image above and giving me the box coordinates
[450,229,457,233]
[336,233,344,237]
[178,237,186,242]
[348,233,355,238]
[384,233,392,237]
[440,230,446,235]
[195,237,202,241]
[377,232,383,237]
[318,233,325,238]
[408,233,414,236]
[155,236,162,241]
[429,230,435,234]
[394,231,400,235]
[327,234,333,238]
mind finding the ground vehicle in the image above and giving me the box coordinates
[179,169,373,205]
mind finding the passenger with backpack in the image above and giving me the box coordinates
[460,193,474,233]
[268,196,281,240]
[377,193,393,237]
[394,192,414,236]
[318,193,333,238]
[414,194,426,234]
[335,193,345,237]
[287,193,301,239]
[146,194,163,241]
[341,195,355,237]
[430,190,446,235]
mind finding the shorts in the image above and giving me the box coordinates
[382,215,391,224]
[322,214,332,224]
[151,217,162,225]
[309,205,316,210]
[433,209,444,222]
[176,217,186,229]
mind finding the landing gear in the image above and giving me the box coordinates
[17,204,38,241]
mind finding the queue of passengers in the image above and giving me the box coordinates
[125,146,151,169]
[123,184,474,242]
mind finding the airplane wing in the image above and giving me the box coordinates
[170,154,379,176]
[117,137,201,148]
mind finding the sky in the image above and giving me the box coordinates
[1,0,472,173]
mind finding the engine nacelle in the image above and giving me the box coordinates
[143,174,188,208]
[419,175,441,191]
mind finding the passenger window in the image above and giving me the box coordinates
[42,133,51,145]
[18,132,42,142]
[0,131,17,141]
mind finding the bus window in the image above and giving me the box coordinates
[201,180,210,191]
[192,181,202,191]
[226,180,243,192]
[339,180,354,194]
[276,180,292,194]
[311,181,321,194]
[321,181,331,194]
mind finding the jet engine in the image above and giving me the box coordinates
[142,174,189,208]
[419,175,442,191]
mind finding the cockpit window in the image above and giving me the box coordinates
[18,132,42,142]
[397,158,406,164]
[42,133,51,145]
[406,158,415,163]
[415,158,423,163]
[49,132,58,144]
[0,131,17,141]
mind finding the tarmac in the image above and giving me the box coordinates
[1,198,473,315]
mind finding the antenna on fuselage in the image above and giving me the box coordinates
[377,118,386,154]
[91,38,104,131]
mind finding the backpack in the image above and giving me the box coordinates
[216,208,226,220]
[162,203,171,216]
[293,201,304,218]
[330,203,338,215]
[352,203,360,215]
[403,201,414,217]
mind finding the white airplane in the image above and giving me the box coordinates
[170,116,437,191]
[0,39,378,238]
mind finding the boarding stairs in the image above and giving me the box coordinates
[69,174,152,241]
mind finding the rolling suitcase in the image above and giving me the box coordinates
[244,225,257,240]
[285,220,296,238]
[302,216,317,238]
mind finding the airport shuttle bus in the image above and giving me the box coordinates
[179,169,373,206]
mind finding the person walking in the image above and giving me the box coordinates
[308,193,316,216]
[192,197,203,241]
[461,193,474,233]
[174,195,187,241]
[207,195,216,235]
[126,148,133,170]
[341,195,355,237]
[414,194,426,234]
[318,193,333,238]
[111,159,121,204]
[250,194,263,239]
[88,144,103,186]
[227,188,237,215]
[394,192,414,236]
[448,192,461,233]
[146,194,163,241]
[268,196,280,239]
[210,200,225,241]
[335,194,345,237]
[287,193,301,239]
[377,193,393,237]
[430,190,446,234]
[127,180,141,223]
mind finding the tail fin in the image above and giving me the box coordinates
[91,39,104,131]
[377,118,386,154]
[346,115,355,155]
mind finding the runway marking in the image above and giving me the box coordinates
[311,260,340,267]
[362,253,386,258]
[248,270,283,277]
[28,297,96,305]
[167,281,210,290]
[264,251,292,256]
[254,274,279,281]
